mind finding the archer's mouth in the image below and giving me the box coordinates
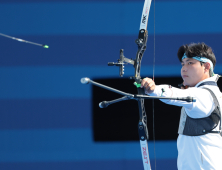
[182,75,188,78]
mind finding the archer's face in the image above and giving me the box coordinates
[181,58,206,87]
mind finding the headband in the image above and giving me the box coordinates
[182,54,214,77]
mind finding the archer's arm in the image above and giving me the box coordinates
[148,84,215,118]
[141,77,215,118]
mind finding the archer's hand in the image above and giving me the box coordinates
[179,82,189,89]
[140,77,156,94]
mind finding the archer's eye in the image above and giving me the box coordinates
[188,62,192,65]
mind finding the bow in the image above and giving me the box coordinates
[101,0,154,168]
[81,1,195,169]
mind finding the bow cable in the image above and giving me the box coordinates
[152,0,156,169]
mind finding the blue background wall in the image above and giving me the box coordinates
[0,0,222,169]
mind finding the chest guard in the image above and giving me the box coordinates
[178,87,221,136]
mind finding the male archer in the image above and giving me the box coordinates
[141,43,222,170]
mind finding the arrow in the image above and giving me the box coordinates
[0,33,49,48]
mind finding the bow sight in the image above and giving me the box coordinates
[108,28,147,81]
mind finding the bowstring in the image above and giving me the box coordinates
[152,0,156,170]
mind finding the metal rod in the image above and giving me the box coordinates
[135,95,196,102]
[81,77,134,97]
[99,96,131,108]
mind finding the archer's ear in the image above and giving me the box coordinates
[204,62,211,70]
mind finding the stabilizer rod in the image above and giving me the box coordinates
[81,77,197,108]
[80,77,134,98]
[99,96,131,108]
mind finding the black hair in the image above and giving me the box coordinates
[177,42,216,68]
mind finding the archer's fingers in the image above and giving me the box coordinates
[140,77,153,88]
[144,81,155,91]
[149,83,156,92]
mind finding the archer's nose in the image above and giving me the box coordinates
[182,65,187,72]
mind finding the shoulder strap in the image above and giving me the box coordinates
[202,87,222,136]
[197,81,217,87]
